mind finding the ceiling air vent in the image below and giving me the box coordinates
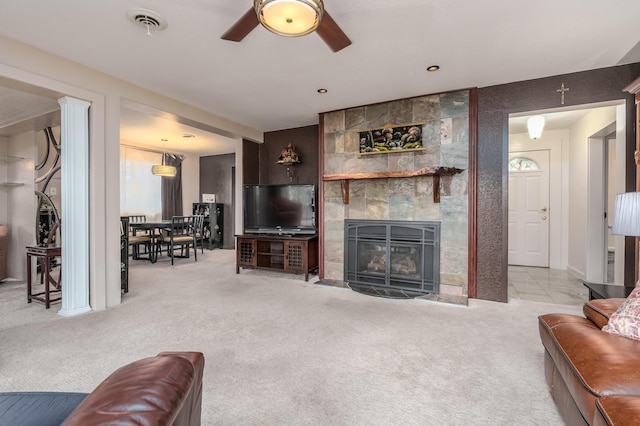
[126,8,167,32]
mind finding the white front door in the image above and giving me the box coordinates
[508,150,550,267]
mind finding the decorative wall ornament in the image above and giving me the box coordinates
[358,122,426,154]
[556,82,570,105]
[277,143,301,181]
[277,143,301,165]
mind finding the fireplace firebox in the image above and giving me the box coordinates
[344,220,440,294]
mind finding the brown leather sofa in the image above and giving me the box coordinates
[0,351,205,425]
[539,299,640,425]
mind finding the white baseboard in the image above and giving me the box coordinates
[566,265,585,280]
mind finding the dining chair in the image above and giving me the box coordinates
[164,216,198,265]
[127,215,152,260]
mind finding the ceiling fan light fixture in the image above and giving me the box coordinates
[254,0,324,37]
[527,115,545,140]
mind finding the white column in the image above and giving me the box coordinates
[58,96,91,317]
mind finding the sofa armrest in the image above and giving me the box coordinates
[62,352,204,426]
[584,299,626,329]
[594,395,640,426]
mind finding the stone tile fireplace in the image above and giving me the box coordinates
[320,90,470,302]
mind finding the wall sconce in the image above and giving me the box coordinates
[527,115,545,140]
[277,143,301,181]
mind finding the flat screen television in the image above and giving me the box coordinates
[243,184,316,235]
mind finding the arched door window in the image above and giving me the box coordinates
[508,157,540,172]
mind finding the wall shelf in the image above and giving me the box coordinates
[322,166,464,204]
[1,155,26,187]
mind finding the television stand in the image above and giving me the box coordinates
[236,234,319,281]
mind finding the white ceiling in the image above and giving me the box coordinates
[119,107,238,157]
[0,0,639,154]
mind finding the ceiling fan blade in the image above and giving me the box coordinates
[221,8,259,42]
[316,11,351,52]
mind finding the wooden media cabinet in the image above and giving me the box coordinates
[235,234,318,281]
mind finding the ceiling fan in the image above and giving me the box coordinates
[221,0,351,53]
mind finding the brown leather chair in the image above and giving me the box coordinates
[0,352,205,426]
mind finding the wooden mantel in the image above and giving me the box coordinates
[322,166,465,204]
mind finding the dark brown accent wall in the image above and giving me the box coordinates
[261,125,319,186]
[243,139,260,185]
[199,153,235,249]
[477,63,640,302]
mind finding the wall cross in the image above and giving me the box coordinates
[556,82,570,105]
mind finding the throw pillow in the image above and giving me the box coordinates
[603,286,640,341]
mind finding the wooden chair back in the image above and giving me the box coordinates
[170,216,197,238]
[128,215,146,223]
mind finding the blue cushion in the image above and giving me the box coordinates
[0,392,88,425]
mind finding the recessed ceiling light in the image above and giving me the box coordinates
[317,88,328,94]
[426,65,440,72]
[182,134,195,139]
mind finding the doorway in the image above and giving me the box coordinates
[605,131,619,283]
[507,102,625,304]
[586,122,624,284]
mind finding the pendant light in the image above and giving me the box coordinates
[151,160,176,177]
[254,0,323,37]
[527,115,545,140]
[151,142,176,177]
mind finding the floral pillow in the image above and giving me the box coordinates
[603,286,640,341]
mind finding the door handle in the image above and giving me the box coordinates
[541,216,547,220]
[540,207,548,212]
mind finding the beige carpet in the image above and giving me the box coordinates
[0,249,582,425]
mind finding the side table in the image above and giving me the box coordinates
[583,281,633,301]
[26,245,61,309]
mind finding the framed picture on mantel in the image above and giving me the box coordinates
[358,122,426,155]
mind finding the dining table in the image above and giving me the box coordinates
[129,220,172,263]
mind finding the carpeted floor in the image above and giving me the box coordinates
[0,249,582,425]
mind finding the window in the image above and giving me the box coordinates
[508,157,540,172]
[120,146,162,221]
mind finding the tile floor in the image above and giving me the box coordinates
[508,265,589,306]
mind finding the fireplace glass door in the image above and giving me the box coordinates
[345,220,440,294]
